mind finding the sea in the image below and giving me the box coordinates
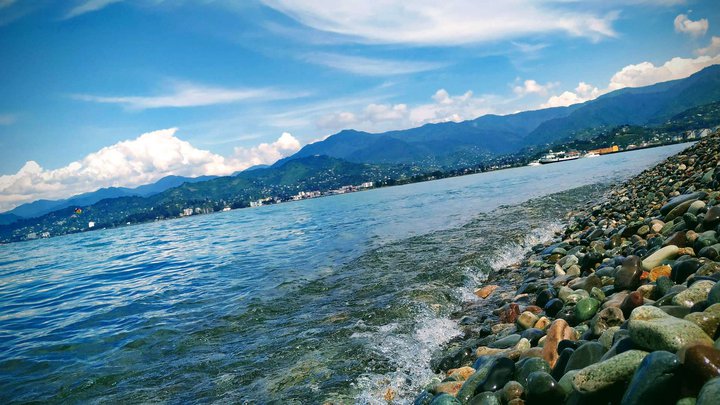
[0,143,692,404]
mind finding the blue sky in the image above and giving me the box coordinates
[0,0,719,211]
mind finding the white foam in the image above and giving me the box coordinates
[489,222,563,271]
[353,312,462,404]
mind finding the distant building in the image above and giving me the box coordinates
[222,207,231,212]
[360,182,374,189]
[587,145,619,155]
[181,208,193,217]
[88,221,95,228]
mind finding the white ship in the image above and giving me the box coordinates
[539,151,581,164]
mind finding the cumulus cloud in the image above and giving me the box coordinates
[261,1,617,45]
[542,54,720,108]
[541,82,601,108]
[73,80,307,110]
[513,79,557,97]
[674,14,708,37]
[302,52,447,76]
[697,36,720,57]
[316,89,495,133]
[232,132,301,168]
[0,129,302,211]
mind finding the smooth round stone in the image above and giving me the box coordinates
[682,345,720,384]
[616,256,644,291]
[477,357,515,392]
[704,206,720,228]
[673,280,716,308]
[558,286,575,302]
[569,274,603,292]
[572,350,648,394]
[620,291,645,318]
[457,358,498,403]
[536,288,556,308]
[643,245,680,271]
[500,380,523,403]
[430,393,462,405]
[590,286,606,302]
[541,319,577,368]
[599,326,621,349]
[520,328,545,347]
[574,298,601,323]
[621,350,681,405]
[551,348,574,380]
[466,392,500,405]
[564,341,607,374]
[708,282,720,305]
[525,371,564,404]
[685,303,720,337]
[557,369,579,396]
[660,192,707,216]
[697,377,720,405]
[661,305,693,318]
[517,311,540,330]
[515,357,551,386]
[655,276,676,299]
[489,334,522,349]
[591,307,625,336]
[628,306,713,352]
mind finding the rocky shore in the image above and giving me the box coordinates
[411,134,720,404]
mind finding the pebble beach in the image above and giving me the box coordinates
[411,133,720,405]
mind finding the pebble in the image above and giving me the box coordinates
[572,350,648,394]
[628,306,714,351]
[621,350,681,405]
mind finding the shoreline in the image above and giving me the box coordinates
[0,141,696,246]
[408,134,720,404]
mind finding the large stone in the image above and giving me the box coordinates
[517,311,540,330]
[525,371,564,404]
[685,303,720,337]
[628,306,713,351]
[591,307,625,336]
[475,285,500,299]
[615,255,644,291]
[620,291,645,319]
[697,377,720,405]
[572,350,648,394]
[515,357,551,387]
[430,393,462,405]
[563,341,607,374]
[621,350,681,405]
[673,280,716,308]
[541,319,577,368]
[642,245,680,271]
[574,298,601,323]
[660,192,707,216]
[681,344,720,384]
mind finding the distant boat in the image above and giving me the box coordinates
[584,152,600,158]
[539,151,581,164]
[528,161,541,166]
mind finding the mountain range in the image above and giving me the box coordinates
[0,175,215,225]
[276,64,720,168]
[2,64,720,238]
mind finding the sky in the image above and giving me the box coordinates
[1,0,720,212]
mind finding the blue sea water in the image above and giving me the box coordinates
[0,144,692,404]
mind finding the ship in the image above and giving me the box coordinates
[539,150,581,164]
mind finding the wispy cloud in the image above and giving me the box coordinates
[302,52,447,76]
[63,0,124,20]
[0,113,17,125]
[261,1,619,45]
[73,81,310,110]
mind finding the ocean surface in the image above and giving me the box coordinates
[0,143,692,404]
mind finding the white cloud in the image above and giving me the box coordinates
[0,129,302,212]
[261,1,617,45]
[0,113,17,125]
[74,80,307,110]
[542,54,720,108]
[316,89,496,133]
[541,82,601,108]
[674,14,708,37]
[697,36,720,57]
[232,132,301,168]
[302,52,446,76]
[513,79,557,96]
[64,0,123,20]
